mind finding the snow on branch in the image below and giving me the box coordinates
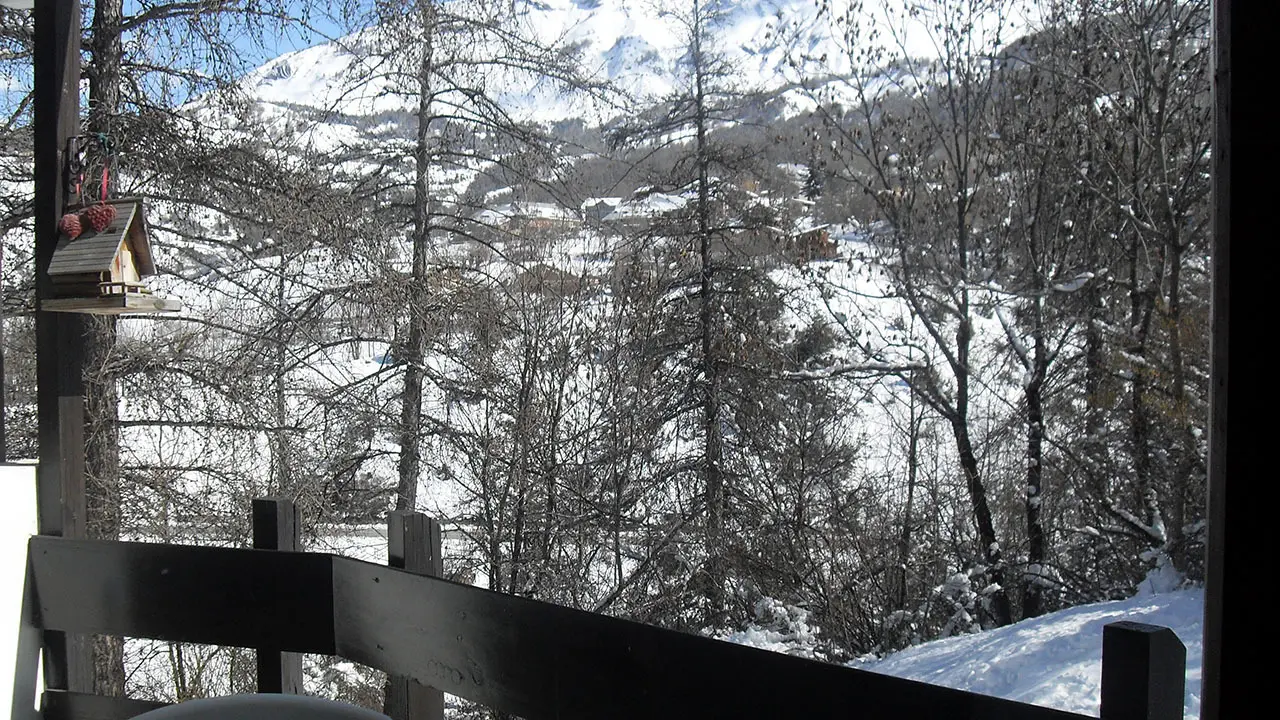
[1106,502,1167,545]
[782,361,926,380]
[995,305,1031,370]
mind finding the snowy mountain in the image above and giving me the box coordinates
[232,0,1044,127]
[239,0,842,124]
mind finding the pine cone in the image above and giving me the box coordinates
[58,212,83,239]
[82,203,118,233]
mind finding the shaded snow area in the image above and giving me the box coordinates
[848,590,1204,719]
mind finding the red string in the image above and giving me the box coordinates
[100,159,109,203]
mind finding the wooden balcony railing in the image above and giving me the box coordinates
[11,499,1187,720]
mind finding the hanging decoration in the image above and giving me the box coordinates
[57,213,82,239]
[81,203,118,233]
[66,132,115,206]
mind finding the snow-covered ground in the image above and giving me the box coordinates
[1,463,40,715]
[727,588,1204,720]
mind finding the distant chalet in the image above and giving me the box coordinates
[599,190,688,228]
[474,201,580,234]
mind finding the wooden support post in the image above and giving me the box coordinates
[1205,2,1275,718]
[1099,622,1185,720]
[383,512,444,720]
[33,0,92,695]
[252,498,303,694]
[12,559,43,720]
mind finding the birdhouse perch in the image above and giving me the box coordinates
[41,197,181,314]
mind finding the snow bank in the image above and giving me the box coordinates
[718,597,825,660]
[855,590,1204,719]
[2,463,40,714]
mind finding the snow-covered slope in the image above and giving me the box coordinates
[854,590,1204,719]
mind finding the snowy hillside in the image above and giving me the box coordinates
[854,590,1204,719]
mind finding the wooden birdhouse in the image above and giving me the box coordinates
[42,197,181,314]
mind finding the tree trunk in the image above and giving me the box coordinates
[951,416,1013,626]
[1022,203,1050,618]
[1163,233,1199,574]
[693,1,726,624]
[1078,0,1112,533]
[1022,340,1047,619]
[86,0,125,696]
[394,0,436,513]
[955,197,1013,627]
[896,399,920,609]
[1126,226,1162,544]
[272,252,291,495]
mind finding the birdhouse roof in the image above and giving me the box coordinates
[48,198,155,277]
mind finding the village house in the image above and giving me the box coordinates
[474,201,580,235]
[786,224,838,263]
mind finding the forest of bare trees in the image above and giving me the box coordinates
[1,0,1210,708]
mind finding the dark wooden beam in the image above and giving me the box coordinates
[1099,622,1185,720]
[331,554,1086,720]
[383,513,444,720]
[12,560,44,720]
[33,0,91,694]
[1205,2,1273,719]
[27,537,336,654]
[253,498,304,694]
[41,692,168,720]
[29,536,1090,720]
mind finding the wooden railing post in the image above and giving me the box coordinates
[383,512,444,720]
[252,498,303,694]
[33,0,93,696]
[1100,621,1185,720]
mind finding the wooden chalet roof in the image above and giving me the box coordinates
[47,198,155,277]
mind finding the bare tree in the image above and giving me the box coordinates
[812,0,1022,626]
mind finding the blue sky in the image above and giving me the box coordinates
[2,2,357,116]
[228,1,351,60]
